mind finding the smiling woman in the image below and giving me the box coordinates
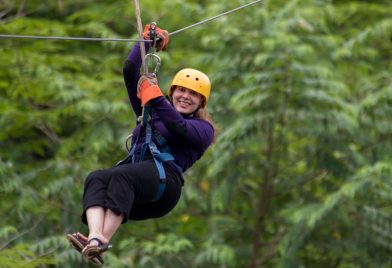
[168,68,211,108]
[67,24,219,265]
[168,68,219,139]
[171,86,203,115]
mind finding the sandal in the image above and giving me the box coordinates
[66,233,104,266]
[82,237,112,263]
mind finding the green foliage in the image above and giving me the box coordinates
[195,243,236,267]
[1,0,392,267]
[0,243,57,268]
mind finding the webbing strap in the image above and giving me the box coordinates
[129,136,137,163]
[139,104,151,127]
[146,123,171,201]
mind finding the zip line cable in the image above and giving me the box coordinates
[0,0,263,42]
[0,34,151,42]
[170,0,263,36]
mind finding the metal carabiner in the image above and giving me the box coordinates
[125,133,133,153]
[143,22,161,75]
[144,53,161,75]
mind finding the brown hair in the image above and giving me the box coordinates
[194,107,220,142]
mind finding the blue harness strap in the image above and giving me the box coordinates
[122,116,180,202]
[144,124,173,200]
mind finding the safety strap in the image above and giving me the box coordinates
[145,123,174,200]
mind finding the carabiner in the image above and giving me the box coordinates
[144,53,161,75]
[143,22,161,75]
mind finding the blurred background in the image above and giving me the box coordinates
[1,0,392,267]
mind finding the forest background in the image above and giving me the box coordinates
[1,0,392,267]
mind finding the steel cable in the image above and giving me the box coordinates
[0,0,263,43]
[0,34,150,42]
[169,0,263,36]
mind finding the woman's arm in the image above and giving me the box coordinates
[137,74,214,149]
[150,97,214,150]
[126,25,169,117]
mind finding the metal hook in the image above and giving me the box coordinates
[144,53,161,75]
[125,133,133,152]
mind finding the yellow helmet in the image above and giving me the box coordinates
[169,68,211,108]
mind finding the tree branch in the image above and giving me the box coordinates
[0,217,44,251]
[35,123,62,145]
[0,0,32,25]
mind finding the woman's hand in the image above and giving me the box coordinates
[143,24,170,51]
[137,74,157,96]
[137,74,162,106]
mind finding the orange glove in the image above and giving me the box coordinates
[137,74,163,106]
[143,24,170,51]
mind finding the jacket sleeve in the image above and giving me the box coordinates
[123,42,150,117]
[150,97,214,150]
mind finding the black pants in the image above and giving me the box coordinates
[82,159,182,224]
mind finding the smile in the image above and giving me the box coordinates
[179,100,192,106]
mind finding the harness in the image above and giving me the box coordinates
[125,117,180,202]
[118,23,182,202]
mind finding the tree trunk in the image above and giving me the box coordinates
[248,119,276,268]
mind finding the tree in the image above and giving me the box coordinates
[1,0,392,267]
[201,0,392,267]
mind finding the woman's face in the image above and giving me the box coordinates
[172,86,202,115]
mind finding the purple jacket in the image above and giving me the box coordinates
[123,43,214,174]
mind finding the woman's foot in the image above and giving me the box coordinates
[82,234,111,264]
[85,233,109,248]
[66,232,104,266]
[74,232,88,244]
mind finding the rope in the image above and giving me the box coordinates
[133,0,147,69]
[170,0,264,36]
[0,0,264,42]
[133,0,151,127]
[0,34,150,42]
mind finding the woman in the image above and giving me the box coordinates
[67,25,217,265]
